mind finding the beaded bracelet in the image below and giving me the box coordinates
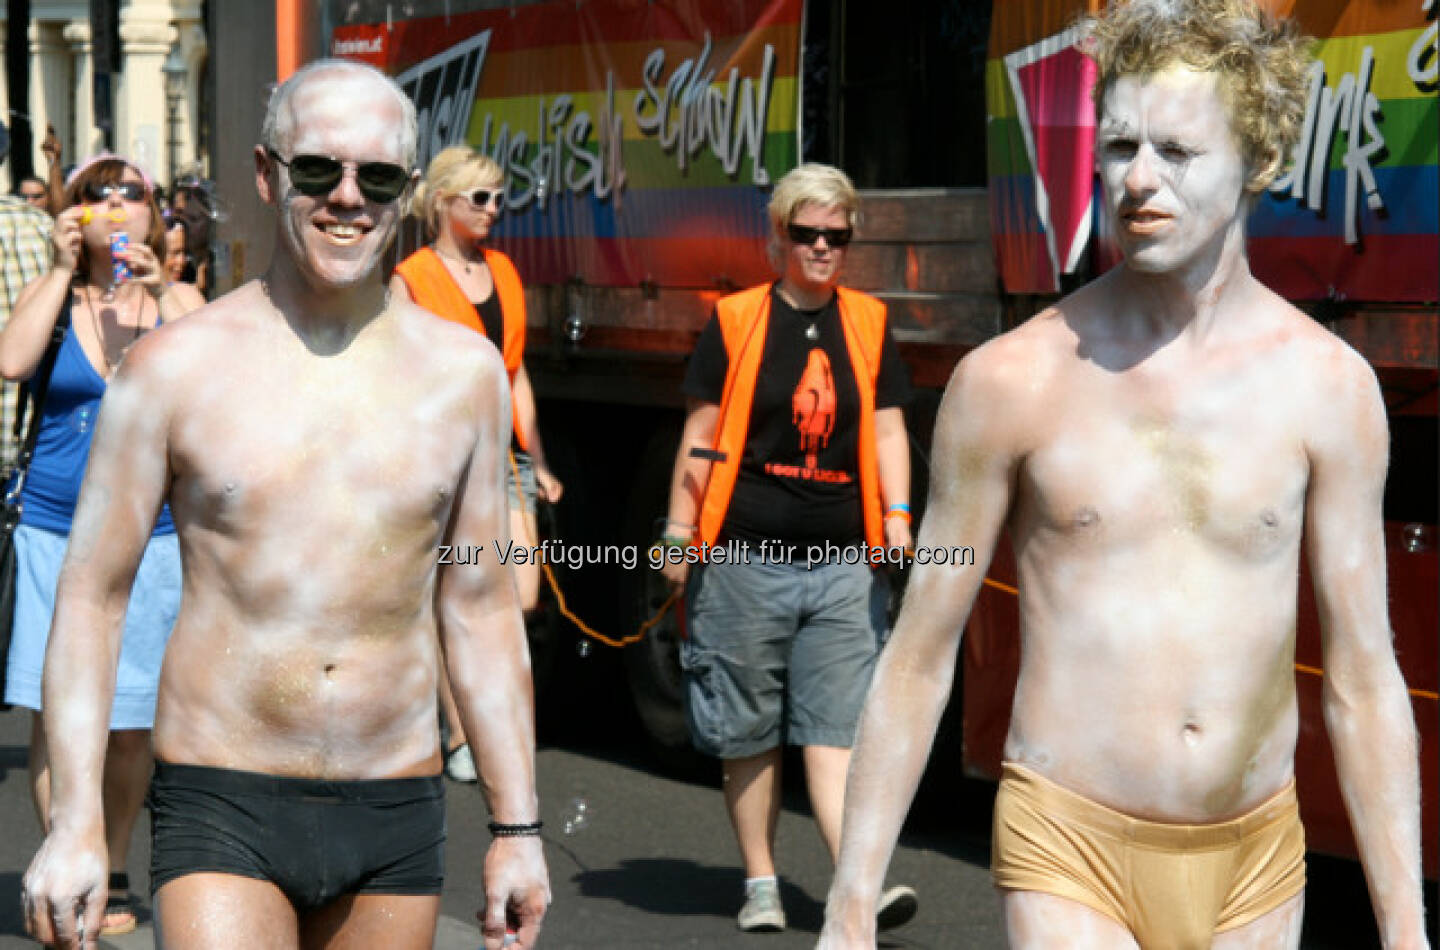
[488,820,544,837]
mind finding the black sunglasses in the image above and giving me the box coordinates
[83,181,148,203]
[787,223,853,248]
[462,188,505,212]
[267,149,411,204]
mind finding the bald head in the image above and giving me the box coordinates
[261,59,418,169]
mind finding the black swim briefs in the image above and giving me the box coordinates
[148,760,445,911]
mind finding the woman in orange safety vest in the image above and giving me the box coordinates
[660,163,918,934]
[391,145,562,784]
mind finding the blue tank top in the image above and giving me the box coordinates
[19,307,175,535]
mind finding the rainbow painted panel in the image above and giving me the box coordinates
[331,0,802,287]
[1251,19,1438,301]
[986,1,1438,303]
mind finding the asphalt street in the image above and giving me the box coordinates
[0,664,1432,948]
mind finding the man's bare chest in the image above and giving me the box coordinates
[167,371,477,532]
[1018,370,1310,557]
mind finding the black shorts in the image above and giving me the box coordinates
[148,760,445,911]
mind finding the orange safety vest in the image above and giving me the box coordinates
[696,283,889,554]
[395,245,529,451]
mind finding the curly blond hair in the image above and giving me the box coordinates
[1087,0,1313,191]
[410,145,505,238]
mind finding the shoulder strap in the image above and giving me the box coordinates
[9,293,73,494]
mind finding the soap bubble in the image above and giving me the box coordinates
[562,796,590,835]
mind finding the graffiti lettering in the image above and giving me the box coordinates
[1272,47,1385,245]
[396,31,491,172]
[463,31,776,210]
[1408,0,1437,89]
[633,33,776,185]
[478,75,626,211]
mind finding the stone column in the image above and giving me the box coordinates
[171,2,206,177]
[116,0,174,183]
[63,20,104,162]
[28,20,70,174]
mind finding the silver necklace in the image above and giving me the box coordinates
[434,245,484,276]
[777,284,823,340]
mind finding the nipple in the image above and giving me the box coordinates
[1074,506,1100,528]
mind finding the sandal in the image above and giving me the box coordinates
[100,871,138,936]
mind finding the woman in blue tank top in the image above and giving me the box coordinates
[0,155,204,936]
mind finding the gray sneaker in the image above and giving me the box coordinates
[444,744,478,783]
[736,879,786,932]
[876,884,919,930]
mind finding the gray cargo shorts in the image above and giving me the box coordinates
[681,553,890,759]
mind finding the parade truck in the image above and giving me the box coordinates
[209,0,1436,874]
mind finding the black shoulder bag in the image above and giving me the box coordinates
[0,297,72,708]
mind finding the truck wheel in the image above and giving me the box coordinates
[623,569,706,773]
[620,423,709,777]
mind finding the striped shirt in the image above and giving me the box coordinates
[0,195,54,474]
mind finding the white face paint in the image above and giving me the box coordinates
[1097,66,1250,276]
[273,74,410,290]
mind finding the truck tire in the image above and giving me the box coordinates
[620,423,710,777]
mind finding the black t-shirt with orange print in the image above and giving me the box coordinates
[682,285,910,548]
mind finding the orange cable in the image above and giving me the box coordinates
[511,450,676,649]
[984,579,1439,702]
[1294,661,1439,702]
[540,560,677,648]
[983,577,1019,596]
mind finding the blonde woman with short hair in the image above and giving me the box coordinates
[661,162,917,934]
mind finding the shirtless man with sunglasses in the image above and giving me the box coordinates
[21,59,549,950]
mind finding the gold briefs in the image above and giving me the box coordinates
[992,762,1306,948]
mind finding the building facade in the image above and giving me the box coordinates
[1,0,206,191]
